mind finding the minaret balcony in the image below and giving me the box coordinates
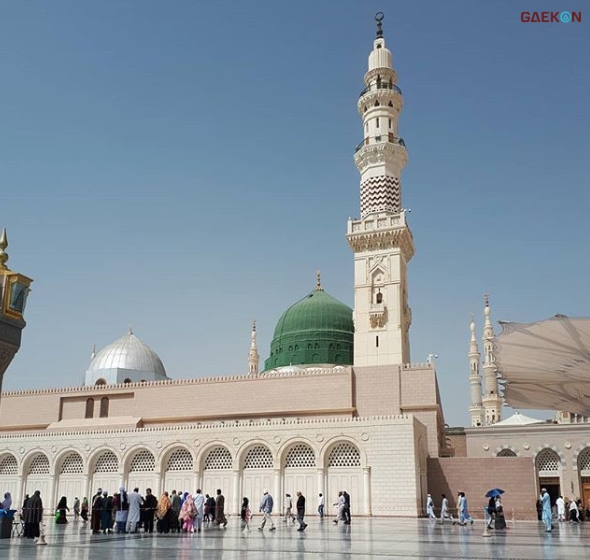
[355,135,405,153]
[359,82,402,97]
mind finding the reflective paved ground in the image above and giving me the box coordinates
[1,517,589,559]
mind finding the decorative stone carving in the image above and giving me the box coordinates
[347,227,415,258]
[369,305,387,329]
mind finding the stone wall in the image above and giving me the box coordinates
[427,457,537,520]
[0,369,356,429]
[0,415,425,517]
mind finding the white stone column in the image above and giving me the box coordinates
[154,472,162,496]
[232,470,240,516]
[47,476,56,513]
[317,468,325,499]
[83,474,90,504]
[195,471,201,491]
[273,469,280,511]
[363,467,371,516]
[18,474,26,510]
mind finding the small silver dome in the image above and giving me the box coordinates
[85,331,167,385]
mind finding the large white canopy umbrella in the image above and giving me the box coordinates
[494,315,590,416]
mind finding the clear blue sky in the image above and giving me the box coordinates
[1,1,588,427]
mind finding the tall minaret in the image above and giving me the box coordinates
[347,13,414,367]
[482,295,502,424]
[468,314,484,427]
[248,320,259,376]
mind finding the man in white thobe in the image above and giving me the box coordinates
[556,496,565,522]
[193,489,205,533]
[426,494,436,519]
[126,488,144,533]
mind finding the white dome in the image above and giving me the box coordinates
[85,331,167,385]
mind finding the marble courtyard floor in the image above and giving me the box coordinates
[1,518,588,559]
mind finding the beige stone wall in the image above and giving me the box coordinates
[0,369,356,429]
[445,430,467,458]
[352,363,443,458]
[1,366,447,459]
[352,364,401,416]
[427,457,537,520]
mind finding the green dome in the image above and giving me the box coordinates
[264,287,354,371]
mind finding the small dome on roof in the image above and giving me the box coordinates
[85,330,168,386]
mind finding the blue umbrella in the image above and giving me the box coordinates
[485,488,505,498]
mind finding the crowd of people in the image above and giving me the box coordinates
[425,491,476,526]
[425,488,590,532]
[6,487,353,538]
[538,488,590,532]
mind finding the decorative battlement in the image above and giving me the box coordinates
[403,362,435,370]
[0,366,352,398]
[348,212,407,233]
[347,221,414,256]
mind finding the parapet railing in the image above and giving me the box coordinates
[355,135,406,153]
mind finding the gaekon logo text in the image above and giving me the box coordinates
[521,11,581,23]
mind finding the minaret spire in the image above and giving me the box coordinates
[468,314,484,427]
[347,14,414,367]
[248,319,259,376]
[315,269,324,291]
[482,295,502,425]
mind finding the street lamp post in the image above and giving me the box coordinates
[0,228,33,408]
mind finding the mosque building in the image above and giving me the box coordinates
[1,15,588,519]
[0,15,442,518]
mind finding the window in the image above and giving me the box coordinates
[204,446,233,470]
[95,378,106,386]
[166,448,193,472]
[376,117,380,128]
[328,443,361,467]
[376,291,383,304]
[536,449,560,473]
[0,454,17,475]
[85,398,94,419]
[376,336,379,348]
[374,100,380,107]
[100,397,109,418]
[497,449,517,457]
[28,454,50,474]
[284,444,316,468]
[388,118,392,129]
[129,450,156,472]
[94,451,118,473]
[244,445,273,469]
[61,453,84,474]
